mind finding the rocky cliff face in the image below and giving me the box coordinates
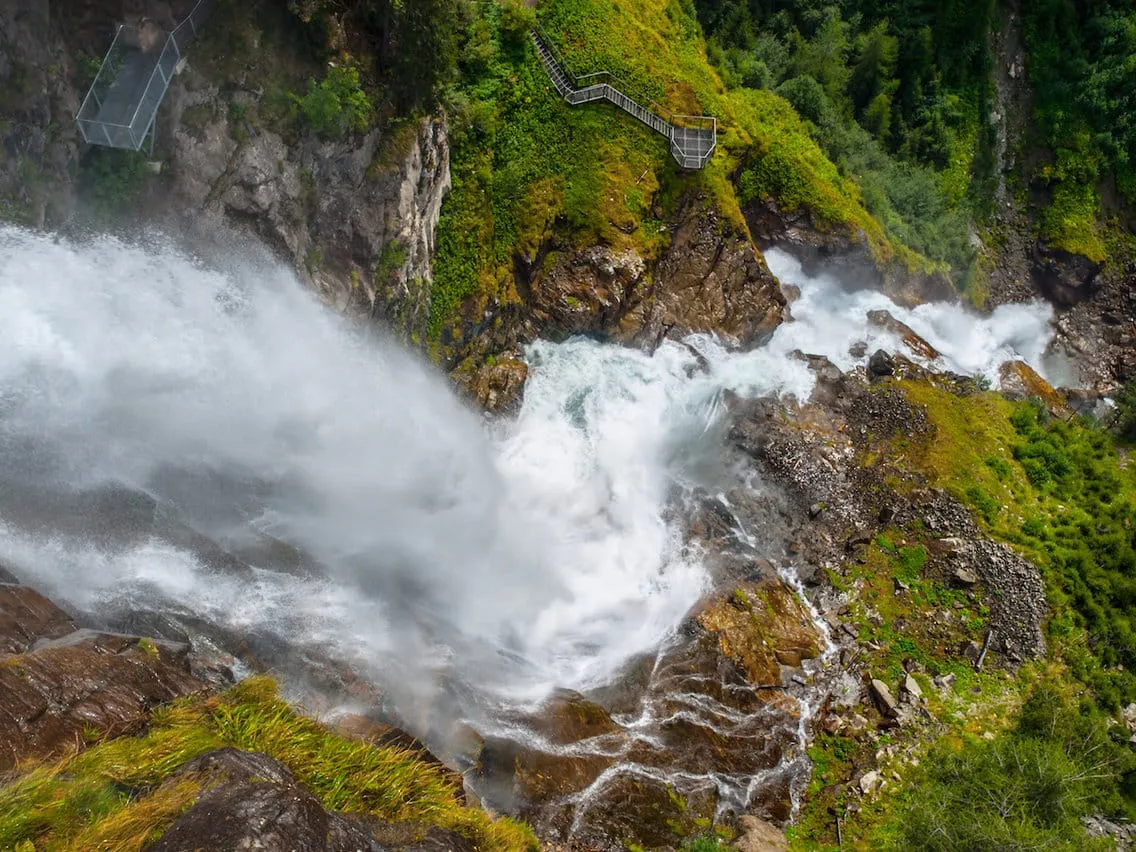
[163,69,451,343]
[453,193,787,412]
[0,0,82,227]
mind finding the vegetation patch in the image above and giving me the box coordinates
[0,676,536,851]
[429,0,923,353]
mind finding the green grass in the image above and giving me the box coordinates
[894,384,1136,708]
[430,0,924,353]
[0,677,536,852]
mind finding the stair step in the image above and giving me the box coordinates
[531,29,713,168]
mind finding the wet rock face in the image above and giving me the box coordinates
[165,73,451,343]
[476,618,808,848]
[524,245,649,341]
[472,484,821,848]
[0,584,76,654]
[0,0,82,227]
[0,623,208,770]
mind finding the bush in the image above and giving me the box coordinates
[295,64,374,137]
[895,683,1134,850]
[499,0,535,43]
[79,148,150,217]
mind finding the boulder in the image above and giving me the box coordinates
[998,361,1072,419]
[858,770,882,795]
[951,567,979,586]
[869,679,899,718]
[868,350,895,378]
[867,310,940,361]
[902,674,923,702]
[736,815,789,851]
[152,747,479,852]
[149,776,382,852]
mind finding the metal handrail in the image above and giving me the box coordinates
[532,25,715,132]
[531,28,717,169]
[75,0,215,151]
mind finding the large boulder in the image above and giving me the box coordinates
[149,748,392,852]
[867,309,940,361]
[1032,242,1102,307]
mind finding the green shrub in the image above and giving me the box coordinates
[895,683,1134,850]
[78,148,150,217]
[295,65,374,137]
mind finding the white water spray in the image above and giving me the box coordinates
[0,226,1057,726]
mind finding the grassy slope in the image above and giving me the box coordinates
[431,0,912,353]
[0,677,536,852]
[792,379,1136,849]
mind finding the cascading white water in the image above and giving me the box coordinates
[0,227,717,710]
[0,227,1058,726]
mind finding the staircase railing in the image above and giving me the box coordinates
[531,26,717,169]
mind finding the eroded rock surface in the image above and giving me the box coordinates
[151,749,385,852]
[0,614,209,770]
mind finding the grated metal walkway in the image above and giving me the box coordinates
[532,30,716,170]
[76,0,214,152]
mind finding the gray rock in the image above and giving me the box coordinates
[952,567,979,586]
[1122,702,1136,733]
[859,769,882,795]
[902,674,923,702]
[869,679,899,718]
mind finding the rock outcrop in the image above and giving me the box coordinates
[0,0,83,227]
[0,579,212,770]
[165,69,452,342]
[743,196,957,308]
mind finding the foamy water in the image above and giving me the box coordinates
[0,227,1057,719]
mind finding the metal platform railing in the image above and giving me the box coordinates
[76,0,215,153]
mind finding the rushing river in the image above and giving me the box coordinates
[0,226,1057,834]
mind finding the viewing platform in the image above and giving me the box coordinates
[76,0,214,152]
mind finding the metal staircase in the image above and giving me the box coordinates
[531,29,716,170]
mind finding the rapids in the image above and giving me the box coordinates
[0,226,1057,832]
